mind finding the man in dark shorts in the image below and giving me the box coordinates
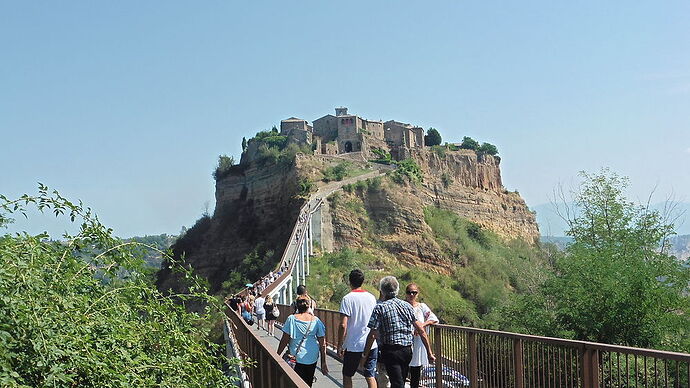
[361,276,435,388]
[337,269,378,388]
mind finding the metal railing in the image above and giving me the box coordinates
[226,308,309,388]
[274,304,690,388]
[431,324,690,388]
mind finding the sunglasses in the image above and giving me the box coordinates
[406,290,419,295]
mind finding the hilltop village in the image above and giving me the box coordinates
[242,107,428,163]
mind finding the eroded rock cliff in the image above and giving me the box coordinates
[157,147,538,294]
[156,161,306,294]
[325,148,538,274]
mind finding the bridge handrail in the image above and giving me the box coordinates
[225,305,309,388]
[275,303,690,387]
[258,198,323,298]
[433,324,690,363]
[240,198,323,297]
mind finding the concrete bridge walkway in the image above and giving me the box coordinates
[250,325,371,388]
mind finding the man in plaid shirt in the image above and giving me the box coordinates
[361,276,435,388]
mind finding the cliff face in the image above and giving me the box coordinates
[327,149,538,273]
[156,162,305,294]
[411,148,539,241]
[157,147,538,293]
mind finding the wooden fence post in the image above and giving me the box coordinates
[469,332,479,387]
[513,338,524,388]
[434,326,442,388]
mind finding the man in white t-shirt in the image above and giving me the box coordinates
[254,294,266,330]
[337,269,378,388]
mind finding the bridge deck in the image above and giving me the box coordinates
[251,325,371,388]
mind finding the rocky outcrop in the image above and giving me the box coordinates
[412,148,539,241]
[157,146,539,294]
[156,161,305,295]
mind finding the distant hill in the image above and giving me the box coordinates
[541,234,690,261]
[126,234,176,269]
[533,201,690,236]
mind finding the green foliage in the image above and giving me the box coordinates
[212,154,236,181]
[499,170,690,352]
[424,127,442,146]
[553,170,689,349]
[459,136,479,150]
[441,172,453,188]
[322,162,352,182]
[245,128,314,168]
[431,145,447,158]
[221,244,276,294]
[306,205,548,327]
[423,207,551,319]
[370,148,392,165]
[447,143,460,151]
[241,136,247,151]
[298,178,314,196]
[389,159,423,185]
[0,186,236,387]
[478,142,499,155]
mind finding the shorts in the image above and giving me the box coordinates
[255,312,265,320]
[342,348,378,378]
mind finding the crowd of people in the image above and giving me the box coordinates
[232,271,438,388]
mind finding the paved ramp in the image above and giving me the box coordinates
[250,325,371,388]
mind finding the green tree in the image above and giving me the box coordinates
[212,154,235,180]
[459,136,479,150]
[499,170,690,351]
[424,127,442,146]
[0,185,237,387]
[477,142,498,155]
[241,136,247,152]
[551,170,688,349]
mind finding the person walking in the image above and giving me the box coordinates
[361,276,435,388]
[404,283,439,388]
[277,297,329,387]
[264,295,277,336]
[291,284,316,314]
[254,293,266,330]
[337,269,378,388]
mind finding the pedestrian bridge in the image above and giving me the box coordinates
[224,166,690,388]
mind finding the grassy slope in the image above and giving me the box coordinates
[307,202,552,327]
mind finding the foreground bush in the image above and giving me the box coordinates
[0,185,236,387]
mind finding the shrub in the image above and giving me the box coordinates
[478,142,499,155]
[431,145,447,158]
[424,128,442,146]
[370,148,392,165]
[441,172,453,188]
[459,136,479,150]
[298,178,314,196]
[322,162,352,182]
[212,154,235,181]
[0,186,236,387]
[389,159,423,185]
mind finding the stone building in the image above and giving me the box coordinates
[280,117,312,145]
[276,107,426,160]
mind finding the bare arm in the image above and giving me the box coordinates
[422,318,438,328]
[337,314,348,357]
[318,336,329,375]
[413,321,435,363]
[277,332,291,355]
[359,329,377,368]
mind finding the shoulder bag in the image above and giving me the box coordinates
[282,317,314,369]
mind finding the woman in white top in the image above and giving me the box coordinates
[404,283,439,388]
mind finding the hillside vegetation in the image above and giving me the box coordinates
[0,187,236,387]
[307,204,553,327]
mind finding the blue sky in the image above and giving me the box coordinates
[1,2,689,237]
